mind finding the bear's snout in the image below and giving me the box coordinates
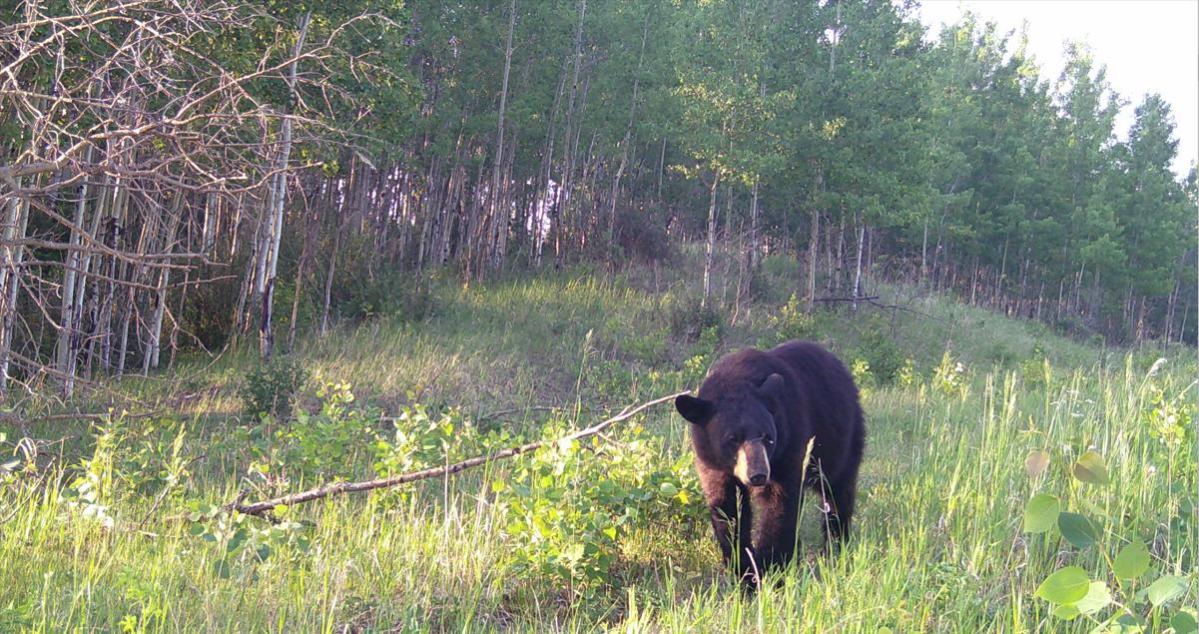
[733,439,770,487]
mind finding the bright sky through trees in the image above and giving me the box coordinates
[917,0,1198,176]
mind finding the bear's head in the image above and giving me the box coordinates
[675,373,785,487]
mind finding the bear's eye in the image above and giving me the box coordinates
[725,433,740,444]
[763,436,774,446]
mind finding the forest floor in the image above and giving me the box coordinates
[1,253,1195,632]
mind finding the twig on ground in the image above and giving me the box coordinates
[474,405,563,419]
[812,295,881,303]
[229,390,687,518]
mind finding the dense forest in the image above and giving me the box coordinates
[1,0,1195,398]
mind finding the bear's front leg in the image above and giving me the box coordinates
[699,468,754,583]
[749,479,801,573]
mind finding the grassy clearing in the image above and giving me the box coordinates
[1,255,1195,632]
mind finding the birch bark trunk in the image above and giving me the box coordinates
[258,11,311,360]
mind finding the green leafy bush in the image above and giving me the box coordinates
[186,501,313,581]
[337,270,437,323]
[767,293,817,344]
[932,350,968,398]
[895,358,918,387]
[1023,446,1195,629]
[857,321,904,384]
[851,358,874,391]
[1019,344,1052,389]
[238,357,309,421]
[665,293,724,342]
[494,417,699,599]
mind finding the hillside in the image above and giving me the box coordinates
[1,256,1194,631]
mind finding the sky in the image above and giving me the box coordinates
[915,0,1198,177]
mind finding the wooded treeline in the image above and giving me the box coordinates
[1,0,1194,397]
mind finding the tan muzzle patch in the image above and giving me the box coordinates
[733,439,770,487]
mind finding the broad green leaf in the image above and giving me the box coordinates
[1077,497,1109,522]
[1058,512,1098,549]
[1054,604,1081,620]
[560,543,585,563]
[1170,611,1198,634]
[1089,613,1146,634]
[1036,566,1090,604]
[1024,493,1060,533]
[1072,451,1109,485]
[1026,450,1050,478]
[1113,539,1150,579]
[1147,575,1186,607]
[1075,582,1112,616]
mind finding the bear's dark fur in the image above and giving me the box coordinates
[675,340,865,587]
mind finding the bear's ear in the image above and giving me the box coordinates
[675,394,714,425]
[757,373,785,399]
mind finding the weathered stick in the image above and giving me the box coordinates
[812,295,881,303]
[230,390,688,517]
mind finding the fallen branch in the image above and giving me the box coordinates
[812,295,881,303]
[0,410,160,423]
[230,390,688,518]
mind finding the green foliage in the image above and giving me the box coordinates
[1112,539,1150,580]
[1023,493,1059,533]
[494,420,699,599]
[1071,450,1110,486]
[857,320,905,385]
[665,293,724,342]
[1057,512,1098,549]
[767,294,817,344]
[186,501,313,582]
[1019,345,1053,389]
[895,358,918,388]
[336,269,438,323]
[61,423,120,529]
[273,383,375,479]
[850,358,874,392]
[1144,385,1192,447]
[932,350,969,398]
[238,357,309,421]
[1035,566,1090,605]
[372,402,491,490]
[1021,401,1195,630]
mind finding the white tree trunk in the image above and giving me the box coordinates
[258,11,311,360]
[702,171,721,308]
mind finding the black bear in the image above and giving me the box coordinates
[675,340,865,588]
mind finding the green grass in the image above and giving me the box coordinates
[1,255,1195,632]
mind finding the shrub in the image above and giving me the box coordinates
[857,320,904,384]
[665,293,724,342]
[1020,344,1052,388]
[1021,446,1194,630]
[895,358,918,387]
[239,357,309,421]
[614,206,674,262]
[932,350,968,398]
[337,269,438,323]
[851,358,874,391]
[767,293,818,344]
[495,417,699,600]
[986,341,1017,366]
